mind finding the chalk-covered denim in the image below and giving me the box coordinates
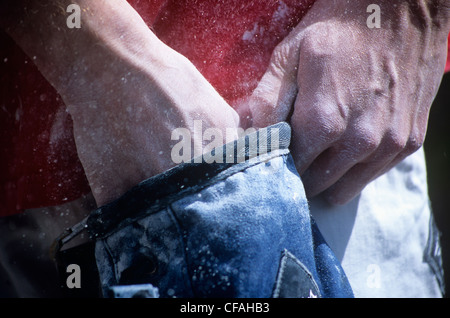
[84,122,354,298]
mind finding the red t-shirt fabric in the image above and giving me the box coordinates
[1,2,449,217]
[0,0,317,217]
[445,34,450,73]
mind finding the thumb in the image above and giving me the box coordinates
[247,39,301,129]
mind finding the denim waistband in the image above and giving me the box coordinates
[85,122,291,240]
[52,121,354,298]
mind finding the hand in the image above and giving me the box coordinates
[63,34,240,207]
[2,0,240,206]
[245,0,450,205]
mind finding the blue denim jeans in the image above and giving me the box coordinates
[81,122,353,298]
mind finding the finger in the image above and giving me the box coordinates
[321,154,402,205]
[320,137,416,205]
[298,120,389,197]
[299,143,367,198]
[247,41,301,128]
[289,94,348,177]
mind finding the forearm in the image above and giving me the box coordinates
[0,0,166,101]
[1,0,239,206]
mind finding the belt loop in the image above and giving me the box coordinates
[49,215,90,261]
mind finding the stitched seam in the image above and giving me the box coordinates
[91,149,290,239]
[166,204,196,297]
[100,239,119,286]
[272,249,321,298]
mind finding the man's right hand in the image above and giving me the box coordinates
[243,0,450,205]
[1,0,240,206]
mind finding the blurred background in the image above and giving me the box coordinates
[424,72,450,298]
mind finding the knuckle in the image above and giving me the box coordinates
[314,110,347,142]
[295,108,346,145]
[383,129,424,156]
[385,131,408,153]
[302,23,337,57]
[404,133,424,154]
[355,130,380,154]
[324,122,346,141]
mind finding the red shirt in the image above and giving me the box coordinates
[1,2,449,217]
[0,0,316,216]
[446,34,450,73]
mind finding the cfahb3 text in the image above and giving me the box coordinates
[180,302,270,315]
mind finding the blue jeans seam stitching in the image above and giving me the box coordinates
[166,204,197,297]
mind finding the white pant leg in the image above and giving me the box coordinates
[310,147,444,298]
